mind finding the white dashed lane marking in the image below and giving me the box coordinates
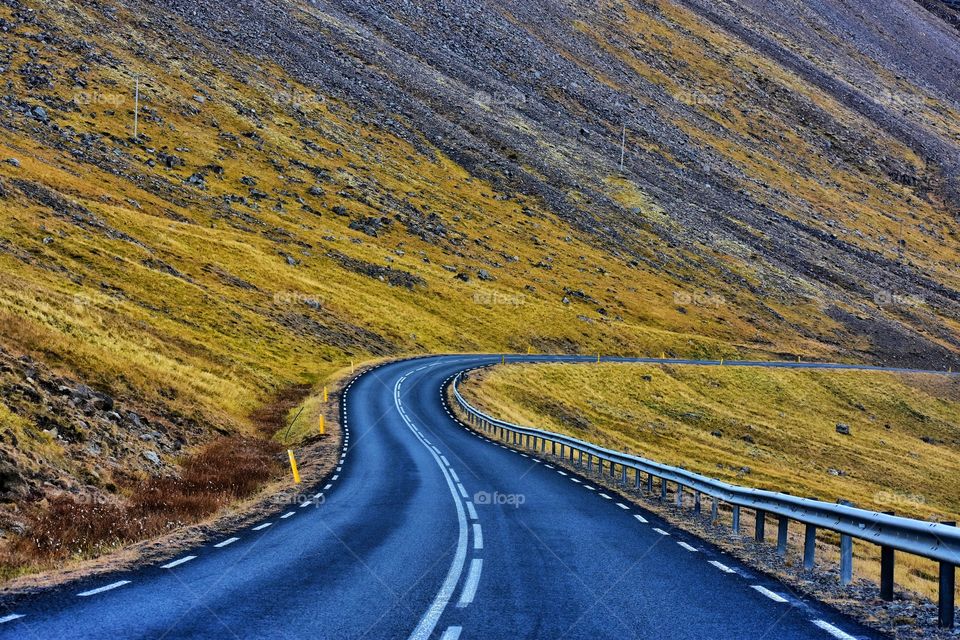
[709,560,735,573]
[252,523,272,531]
[633,514,648,523]
[466,502,478,520]
[652,528,670,536]
[161,555,196,569]
[456,559,483,608]
[214,537,239,548]
[439,626,462,640]
[281,511,295,519]
[78,581,130,597]
[811,620,858,640]
[751,585,789,603]
[0,614,24,624]
[616,503,629,510]
[473,524,484,550]
[677,541,698,552]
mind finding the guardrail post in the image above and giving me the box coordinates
[675,484,683,508]
[620,464,627,484]
[755,510,766,542]
[732,505,740,535]
[552,440,556,456]
[840,534,853,586]
[710,497,718,524]
[776,516,788,557]
[646,473,653,494]
[634,468,641,489]
[803,524,816,570]
[587,454,593,473]
[939,521,956,628]
[660,478,667,501]
[879,510,895,601]
[694,491,701,515]
[578,450,583,466]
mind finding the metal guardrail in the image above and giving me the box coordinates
[451,371,959,627]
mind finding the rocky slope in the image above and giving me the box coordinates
[1,0,960,574]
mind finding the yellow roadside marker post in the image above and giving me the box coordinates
[288,450,301,484]
[501,354,505,364]
[323,386,328,402]
[319,414,325,436]
[597,353,600,364]
[720,357,724,365]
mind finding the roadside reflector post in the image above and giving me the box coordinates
[803,524,817,570]
[840,534,853,586]
[776,516,788,557]
[732,505,741,535]
[755,509,766,542]
[288,450,301,484]
[939,521,956,628]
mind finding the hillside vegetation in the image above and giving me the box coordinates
[1,0,960,577]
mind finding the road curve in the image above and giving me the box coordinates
[3,355,930,640]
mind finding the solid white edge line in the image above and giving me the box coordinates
[456,559,483,608]
[398,375,470,640]
[161,555,197,569]
[751,585,789,603]
[473,523,484,550]
[811,620,858,640]
[77,580,131,597]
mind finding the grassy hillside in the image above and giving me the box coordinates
[460,363,960,521]
[1,0,960,579]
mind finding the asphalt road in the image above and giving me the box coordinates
[2,355,925,640]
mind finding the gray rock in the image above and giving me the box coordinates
[5,158,20,168]
[836,423,851,435]
[142,450,161,465]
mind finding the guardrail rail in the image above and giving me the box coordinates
[451,371,959,628]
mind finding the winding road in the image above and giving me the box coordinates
[4,355,938,640]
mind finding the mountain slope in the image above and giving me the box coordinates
[1,0,959,574]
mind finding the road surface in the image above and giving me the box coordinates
[3,355,922,639]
